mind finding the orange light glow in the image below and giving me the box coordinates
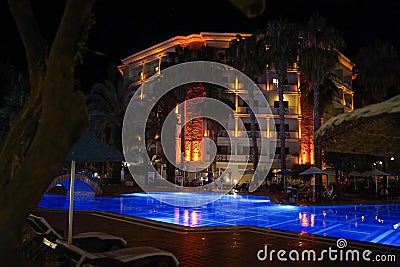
[235,76,239,91]
[191,211,198,226]
[175,104,179,114]
[183,210,189,226]
[301,213,308,227]
[174,208,180,224]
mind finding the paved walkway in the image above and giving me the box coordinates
[33,208,400,267]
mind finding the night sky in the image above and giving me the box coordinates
[1,0,400,89]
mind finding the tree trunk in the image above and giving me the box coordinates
[110,125,122,183]
[0,0,94,263]
[248,86,259,170]
[277,70,286,171]
[313,79,322,168]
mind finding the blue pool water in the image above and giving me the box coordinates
[38,192,400,247]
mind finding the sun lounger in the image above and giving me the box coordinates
[26,214,127,252]
[56,239,179,267]
[26,213,179,266]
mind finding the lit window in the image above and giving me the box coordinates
[272,78,278,85]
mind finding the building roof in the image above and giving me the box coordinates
[118,32,251,71]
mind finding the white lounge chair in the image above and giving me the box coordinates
[26,213,179,266]
[26,213,127,252]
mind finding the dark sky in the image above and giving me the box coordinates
[1,0,400,88]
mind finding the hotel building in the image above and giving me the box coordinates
[118,32,354,185]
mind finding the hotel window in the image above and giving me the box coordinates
[275,147,289,155]
[128,68,135,79]
[217,146,230,155]
[274,101,288,108]
[241,146,250,155]
[244,123,260,131]
[275,124,289,132]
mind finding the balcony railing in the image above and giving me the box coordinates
[246,131,260,138]
[270,131,298,139]
[271,107,298,115]
[216,154,230,162]
[216,131,298,139]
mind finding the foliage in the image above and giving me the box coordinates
[85,80,132,147]
[226,34,266,169]
[323,151,378,173]
[290,163,312,177]
[299,15,345,168]
[262,18,299,170]
[353,39,400,106]
[74,12,106,66]
[0,65,29,141]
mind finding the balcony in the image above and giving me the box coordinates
[271,107,297,115]
[216,154,231,162]
[271,155,298,168]
[216,130,299,140]
[269,131,298,139]
[237,106,271,114]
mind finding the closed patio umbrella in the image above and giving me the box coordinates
[66,130,124,244]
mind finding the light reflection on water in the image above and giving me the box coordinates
[38,192,400,247]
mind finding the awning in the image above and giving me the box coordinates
[315,94,400,157]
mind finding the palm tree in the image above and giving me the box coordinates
[85,79,132,182]
[85,80,131,148]
[226,33,266,170]
[353,40,400,106]
[299,16,345,168]
[262,18,299,171]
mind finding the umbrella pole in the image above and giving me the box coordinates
[312,173,316,202]
[354,176,356,191]
[283,175,286,189]
[68,160,76,244]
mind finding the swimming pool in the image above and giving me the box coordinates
[38,192,400,247]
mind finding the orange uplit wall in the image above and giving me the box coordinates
[184,84,206,162]
[300,93,314,165]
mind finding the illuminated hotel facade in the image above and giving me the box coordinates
[118,32,354,184]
